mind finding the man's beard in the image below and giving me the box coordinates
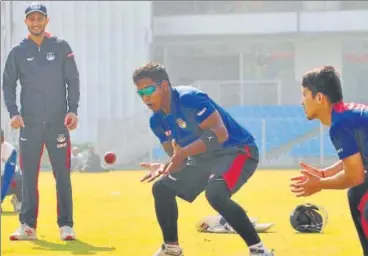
[28,27,44,36]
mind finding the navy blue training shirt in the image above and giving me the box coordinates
[330,102,368,170]
[150,86,255,150]
[2,33,80,124]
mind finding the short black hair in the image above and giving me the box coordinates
[302,66,343,104]
[132,62,170,85]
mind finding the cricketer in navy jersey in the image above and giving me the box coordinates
[291,66,368,254]
[134,63,274,256]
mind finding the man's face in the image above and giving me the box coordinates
[301,86,322,120]
[135,78,168,112]
[25,12,49,36]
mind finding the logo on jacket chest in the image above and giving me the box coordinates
[46,52,55,61]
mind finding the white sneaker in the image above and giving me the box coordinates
[9,224,37,240]
[10,196,21,212]
[60,226,76,241]
[250,249,274,256]
[153,244,183,256]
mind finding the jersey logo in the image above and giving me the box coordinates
[168,174,177,181]
[346,103,368,111]
[337,148,343,154]
[176,119,187,129]
[27,57,34,62]
[57,134,66,143]
[197,107,207,116]
[165,130,172,136]
[46,52,55,61]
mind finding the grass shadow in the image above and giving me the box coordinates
[31,239,116,255]
[1,211,19,216]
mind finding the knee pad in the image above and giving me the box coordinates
[152,179,175,200]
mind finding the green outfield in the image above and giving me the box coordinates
[1,170,361,256]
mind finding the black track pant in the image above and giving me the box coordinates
[19,122,73,229]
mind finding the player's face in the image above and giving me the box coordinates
[25,12,49,36]
[301,86,321,120]
[136,78,168,112]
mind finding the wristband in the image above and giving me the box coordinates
[199,130,221,153]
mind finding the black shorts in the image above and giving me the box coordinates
[160,145,259,202]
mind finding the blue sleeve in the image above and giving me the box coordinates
[1,149,17,202]
[330,123,359,160]
[62,41,80,115]
[150,115,170,144]
[182,91,216,124]
[2,48,20,118]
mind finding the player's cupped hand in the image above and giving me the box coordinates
[140,162,167,183]
[290,161,324,184]
[65,112,78,130]
[163,140,186,175]
[10,115,25,129]
[290,163,323,197]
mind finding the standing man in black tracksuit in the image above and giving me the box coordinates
[2,3,80,241]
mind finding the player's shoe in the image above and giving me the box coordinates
[60,226,76,240]
[9,224,37,240]
[249,248,274,256]
[11,195,22,212]
[153,244,183,256]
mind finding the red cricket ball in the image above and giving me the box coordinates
[104,152,117,164]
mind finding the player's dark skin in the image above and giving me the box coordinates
[136,78,229,182]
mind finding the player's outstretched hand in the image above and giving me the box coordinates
[290,168,322,197]
[290,161,324,183]
[163,140,185,175]
[140,162,166,183]
[299,162,324,177]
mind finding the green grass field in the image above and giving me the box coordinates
[1,170,362,256]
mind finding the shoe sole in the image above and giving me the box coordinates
[9,236,37,241]
[61,235,76,241]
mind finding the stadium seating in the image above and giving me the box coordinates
[152,105,324,160]
[290,132,336,157]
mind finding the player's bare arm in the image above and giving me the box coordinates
[319,153,365,189]
[162,141,174,157]
[322,160,344,177]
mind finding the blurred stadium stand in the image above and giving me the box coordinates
[1,1,368,169]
